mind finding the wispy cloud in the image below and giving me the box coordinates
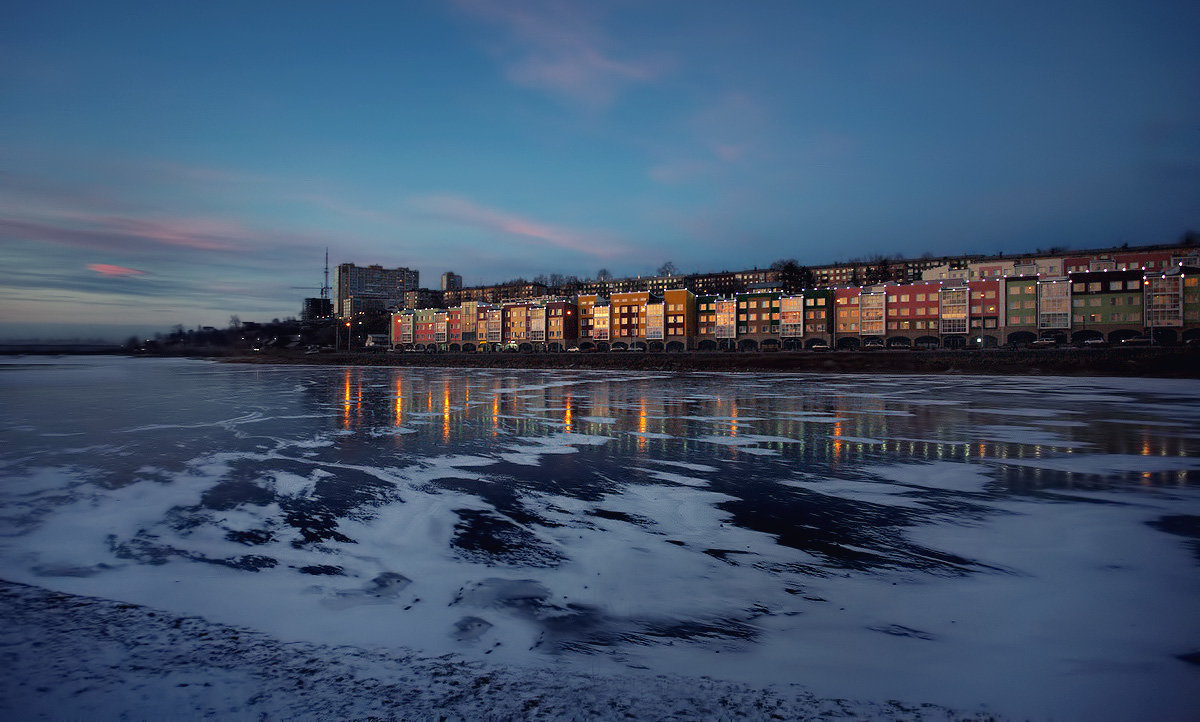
[452,0,666,108]
[87,263,147,277]
[647,93,765,185]
[409,194,629,259]
[1,215,244,253]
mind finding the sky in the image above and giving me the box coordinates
[2,1,1198,340]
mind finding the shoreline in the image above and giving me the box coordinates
[213,347,1200,378]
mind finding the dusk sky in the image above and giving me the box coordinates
[3,1,1198,340]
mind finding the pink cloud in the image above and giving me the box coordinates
[2,212,247,253]
[87,263,147,277]
[410,194,629,259]
[452,0,666,107]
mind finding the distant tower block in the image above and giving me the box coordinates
[442,271,463,291]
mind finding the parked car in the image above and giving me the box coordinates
[1080,338,1108,347]
[862,340,885,350]
[1029,339,1058,348]
[808,341,831,352]
[1121,336,1151,346]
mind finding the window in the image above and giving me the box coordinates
[1073,283,1086,292]
[916,294,926,302]
[929,293,938,301]
[1128,280,1141,290]
[887,295,897,302]
[900,294,910,302]
[1088,282,1102,292]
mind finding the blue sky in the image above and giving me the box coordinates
[2,0,1198,339]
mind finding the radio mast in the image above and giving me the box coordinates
[322,248,331,299]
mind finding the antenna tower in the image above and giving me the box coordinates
[322,248,331,299]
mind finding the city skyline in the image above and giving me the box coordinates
[3,1,1199,340]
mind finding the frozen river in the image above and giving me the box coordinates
[2,357,1199,719]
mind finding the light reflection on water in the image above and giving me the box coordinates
[309,365,1196,490]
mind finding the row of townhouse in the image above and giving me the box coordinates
[357,241,1198,317]
[391,266,1200,351]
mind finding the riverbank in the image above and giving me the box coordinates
[219,347,1200,378]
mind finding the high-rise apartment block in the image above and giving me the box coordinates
[441,271,463,291]
[334,263,418,317]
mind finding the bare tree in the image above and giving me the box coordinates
[656,261,677,277]
[596,268,612,281]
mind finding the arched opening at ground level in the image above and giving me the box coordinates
[579,341,595,351]
[666,340,686,352]
[760,338,780,351]
[978,334,1000,348]
[547,342,563,352]
[1150,328,1178,345]
[1039,330,1068,344]
[611,341,629,351]
[942,335,967,350]
[1183,328,1200,343]
[717,339,736,351]
[914,335,939,349]
[836,337,860,350]
[462,343,475,353]
[1071,330,1104,345]
[738,338,759,351]
[1007,331,1037,347]
[1108,329,1141,344]
[596,342,611,352]
[781,338,802,351]
[697,340,717,351]
[805,338,830,349]
[448,343,461,352]
[886,336,912,349]
[648,341,665,352]
[518,342,534,353]
[631,341,648,351]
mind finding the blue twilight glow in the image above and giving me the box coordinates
[2,1,1198,338]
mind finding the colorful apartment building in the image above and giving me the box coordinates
[884,282,942,346]
[1069,270,1144,343]
[387,245,1200,351]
